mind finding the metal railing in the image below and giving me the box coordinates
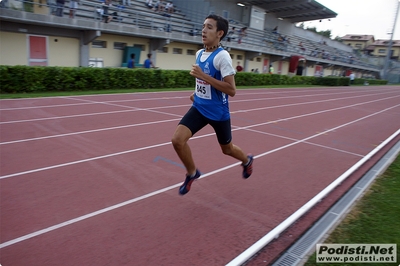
[1,0,203,34]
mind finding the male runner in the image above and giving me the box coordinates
[171,14,254,195]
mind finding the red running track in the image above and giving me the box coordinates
[1,86,399,266]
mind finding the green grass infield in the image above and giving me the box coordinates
[305,154,400,266]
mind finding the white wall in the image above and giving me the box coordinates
[0,31,27,65]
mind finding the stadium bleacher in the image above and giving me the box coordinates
[0,0,384,74]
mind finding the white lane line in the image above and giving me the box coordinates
[0,93,400,145]
[0,141,173,179]
[231,88,399,104]
[0,183,182,249]
[230,91,398,113]
[0,105,183,125]
[0,90,396,125]
[241,127,364,157]
[66,96,184,118]
[0,101,94,111]
[0,96,189,111]
[0,88,381,111]
[1,96,399,178]
[1,103,399,249]
[65,89,392,106]
[0,109,138,125]
[0,86,394,107]
[0,118,181,145]
[0,89,396,111]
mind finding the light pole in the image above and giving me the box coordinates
[383,0,400,80]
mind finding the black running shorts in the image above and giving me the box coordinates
[179,106,232,145]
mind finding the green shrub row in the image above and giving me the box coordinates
[0,66,195,93]
[352,77,388,85]
[0,65,387,93]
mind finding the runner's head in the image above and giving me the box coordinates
[202,14,229,46]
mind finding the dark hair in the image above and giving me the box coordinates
[205,14,229,41]
[130,53,135,59]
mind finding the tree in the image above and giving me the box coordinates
[334,36,342,42]
[297,22,333,39]
[305,26,332,38]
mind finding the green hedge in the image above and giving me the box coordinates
[353,78,388,85]
[0,66,195,93]
[0,65,387,93]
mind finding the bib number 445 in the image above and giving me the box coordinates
[197,84,207,94]
[195,79,211,99]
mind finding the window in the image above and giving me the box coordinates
[355,44,362,49]
[173,48,183,54]
[256,57,261,62]
[89,58,104,67]
[158,47,168,53]
[230,54,234,59]
[113,42,126,50]
[187,49,196,55]
[237,55,243,60]
[378,49,386,54]
[92,40,107,48]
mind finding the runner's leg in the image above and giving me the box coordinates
[171,124,196,176]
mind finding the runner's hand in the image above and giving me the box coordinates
[190,64,203,79]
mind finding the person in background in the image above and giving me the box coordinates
[238,26,247,44]
[349,72,355,84]
[298,41,306,53]
[236,62,243,72]
[102,0,112,23]
[47,0,57,15]
[144,54,156,68]
[153,0,164,12]
[104,11,118,23]
[127,53,135,68]
[56,0,65,17]
[165,1,174,13]
[145,0,154,8]
[226,26,236,42]
[69,0,79,18]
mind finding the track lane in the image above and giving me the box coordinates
[1,86,399,266]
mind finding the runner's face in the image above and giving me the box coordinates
[202,18,222,46]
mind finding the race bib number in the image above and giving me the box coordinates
[195,79,211,100]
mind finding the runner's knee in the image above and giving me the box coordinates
[171,128,191,149]
[221,144,233,155]
[171,135,184,149]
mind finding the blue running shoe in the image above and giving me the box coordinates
[179,169,201,195]
[242,154,254,179]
